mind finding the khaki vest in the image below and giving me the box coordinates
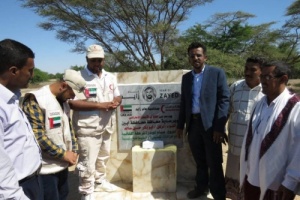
[27,85,72,174]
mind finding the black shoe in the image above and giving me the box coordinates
[187,188,209,199]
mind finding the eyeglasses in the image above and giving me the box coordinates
[259,74,280,81]
[89,58,103,63]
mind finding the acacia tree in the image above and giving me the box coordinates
[164,11,280,76]
[21,0,213,71]
[282,0,300,63]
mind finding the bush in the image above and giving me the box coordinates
[31,68,49,84]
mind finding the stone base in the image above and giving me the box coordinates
[132,144,177,193]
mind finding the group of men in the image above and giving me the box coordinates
[176,42,300,200]
[1,38,299,200]
[0,39,121,200]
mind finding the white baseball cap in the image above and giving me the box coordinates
[86,44,104,58]
[63,69,86,99]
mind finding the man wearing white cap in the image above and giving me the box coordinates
[22,69,86,200]
[69,44,121,200]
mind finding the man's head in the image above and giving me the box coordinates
[145,87,154,100]
[244,56,264,88]
[142,86,156,102]
[86,44,105,74]
[187,42,207,73]
[56,69,86,102]
[0,39,35,91]
[260,61,290,102]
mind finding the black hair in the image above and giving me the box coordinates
[0,39,35,74]
[263,60,291,83]
[187,42,207,55]
[246,56,265,68]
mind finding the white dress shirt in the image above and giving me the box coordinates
[243,88,300,195]
[0,84,41,199]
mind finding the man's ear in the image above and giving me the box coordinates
[280,75,289,84]
[8,66,18,75]
[60,82,69,91]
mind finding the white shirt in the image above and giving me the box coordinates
[0,84,41,200]
[228,80,263,155]
[85,68,121,101]
[245,88,300,193]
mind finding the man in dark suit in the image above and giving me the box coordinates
[177,42,230,200]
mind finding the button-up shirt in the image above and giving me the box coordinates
[246,88,300,191]
[0,84,41,200]
[228,80,263,155]
[192,67,205,114]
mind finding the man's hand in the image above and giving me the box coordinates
[62,151,78,166]
[176,129,184,138]
[104,102,118,110]
[213,131,228,144]
[277,185,295,200]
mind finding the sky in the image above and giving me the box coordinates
[0,0,295,74]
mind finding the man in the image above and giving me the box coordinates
[0,39,42,200]
[225,56,264,200]
[240,61,300,200]
[176,42,230,200]
[69,44,122,200]
[22,69,86,200]
[143,86,156,102]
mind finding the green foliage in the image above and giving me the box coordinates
[70,65,85,71]
[31,68,49,83]
[20,1,300,78]
[206,49,245,78]
[22,0,213,71]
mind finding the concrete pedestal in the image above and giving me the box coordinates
[132,144,177,192]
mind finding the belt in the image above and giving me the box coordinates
[191,113,201,119]
[19,164,42,184]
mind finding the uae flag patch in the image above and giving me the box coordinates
[84,88,97,98]
[48,111,61,129]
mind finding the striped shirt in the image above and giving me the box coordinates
[22,94,78,158]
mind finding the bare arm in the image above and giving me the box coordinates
[69,99,119,111]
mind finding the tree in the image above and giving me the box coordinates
[21,0,213,71]
[70,65,85,71]
[31,68,49,83]
[164,12,280,76]
[280,0,300,77]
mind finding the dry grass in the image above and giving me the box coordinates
[288,79,300,94]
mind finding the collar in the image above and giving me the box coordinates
[263,87,290,106]
[243,81,262,90]
[0,84,20,103]
[192,65,206,76]
[85,67,108,78]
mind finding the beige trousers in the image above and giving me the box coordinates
[77,131,111,194]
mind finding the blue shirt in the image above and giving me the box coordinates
[192,66,205,114]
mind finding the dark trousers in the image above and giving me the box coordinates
[188,116,226,200]
[40,168,69,200]
[19,175,43,200]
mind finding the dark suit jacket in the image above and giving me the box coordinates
[177,65,230,133]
